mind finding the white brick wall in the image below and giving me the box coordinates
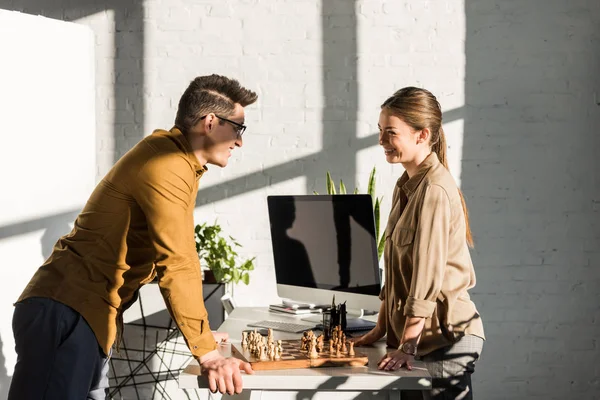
[1,0,599,398]
[463,1,600,399]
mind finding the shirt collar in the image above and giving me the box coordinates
[169,126,208,177]
[397,152,439,197]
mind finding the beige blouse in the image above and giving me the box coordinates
[380,152,485,356]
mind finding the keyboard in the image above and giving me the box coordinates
[247,320,316,333]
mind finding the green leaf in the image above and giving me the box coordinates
[374,197,381,241]
[194,221,255,285]
[339,180,347,194]
[377,235,386,261]
[214,268,226,283]
[367,166,376,203]
[232,268,241,283]
[326,171,336,195]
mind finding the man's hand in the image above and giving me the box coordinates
[212,331,229,344]
[350,326,385,347]
[199,350,254,395]
[377,349,414,371]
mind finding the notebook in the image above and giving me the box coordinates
[268,304,323,315]
[315,317,377,332]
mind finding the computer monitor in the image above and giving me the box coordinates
[267,194,382,314]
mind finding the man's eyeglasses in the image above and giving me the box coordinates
[200,114,246,138]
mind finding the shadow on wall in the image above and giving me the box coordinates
[195,0,368,207]
[0,334,11,400]
[41,223,72,260]
[319,0,359,191]
[463,0,600,398]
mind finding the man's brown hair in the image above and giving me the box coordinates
[175,74,258,132]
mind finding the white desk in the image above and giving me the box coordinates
[179,307,431,400]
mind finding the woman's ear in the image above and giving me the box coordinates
[417,128,430,144]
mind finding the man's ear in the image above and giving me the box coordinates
[194,113,215,135]
[205,113,215,132]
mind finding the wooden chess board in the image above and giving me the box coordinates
[231,339,369,371]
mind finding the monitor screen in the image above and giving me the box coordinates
[267,195,381,312]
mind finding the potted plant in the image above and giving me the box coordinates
[314,166,385,262]
[194,221,255,291]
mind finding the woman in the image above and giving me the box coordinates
[353,87,485,400]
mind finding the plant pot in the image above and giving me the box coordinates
[203,269,218,284]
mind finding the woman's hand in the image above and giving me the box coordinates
[377,349,415,371]
[350,326,385,347]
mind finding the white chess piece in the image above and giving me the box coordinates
[348,341,355,356]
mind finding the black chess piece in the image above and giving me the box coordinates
[340,302,347,332]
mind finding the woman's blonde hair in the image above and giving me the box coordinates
[382,87,474,247]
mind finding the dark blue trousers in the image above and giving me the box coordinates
[8,297,110,400]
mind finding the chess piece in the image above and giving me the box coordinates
[269,344,275,360]
[329,339,334,354]
[242,332,248,348]
[348,341,355,356]
[302,332,309,350]
[335,342,341,357]
[251,339,258,356]
[341,340,347,353]
[309,338,319,359]
[276,340,283,359]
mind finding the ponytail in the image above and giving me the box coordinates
[434,127,474,248]
[432,126,448,170]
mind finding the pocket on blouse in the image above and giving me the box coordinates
[391,227,415,246]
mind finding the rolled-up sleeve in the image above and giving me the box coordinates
[404,184,450,318]
[132,155,217,358]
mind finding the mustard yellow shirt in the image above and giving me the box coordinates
[18,127,217,358]
[381,152,485,356]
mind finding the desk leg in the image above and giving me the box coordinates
[248,390,263,400]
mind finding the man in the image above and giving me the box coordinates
[9,74,257,399]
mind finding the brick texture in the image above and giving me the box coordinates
[1,0,598,398]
